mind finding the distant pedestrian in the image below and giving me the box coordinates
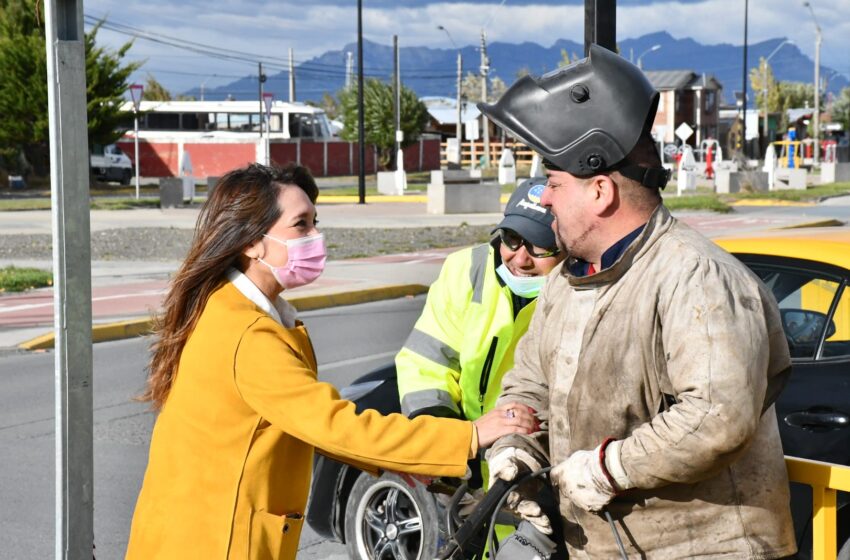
[125,163,535,559]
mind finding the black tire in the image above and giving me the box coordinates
[344,472,443,560]
[120,168,132,186]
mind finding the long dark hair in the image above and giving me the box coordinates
[142,163,319,410]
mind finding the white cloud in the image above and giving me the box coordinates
[83,0,849,94]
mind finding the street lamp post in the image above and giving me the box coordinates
[263,92,274,165]
[761,40,793,146]
[438,25,463,165]
[129,84,144,200]
[803,1,822,166]
[637,44,661,70]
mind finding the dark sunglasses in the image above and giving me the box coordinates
[498,229,560,258]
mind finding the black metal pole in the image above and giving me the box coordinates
[584,0,617,56]
[357,0,366,204]
[741,0,748,158]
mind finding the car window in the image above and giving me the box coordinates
[748,265,841,360]
[823,286,850,359]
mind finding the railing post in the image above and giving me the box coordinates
[812,486,837,559]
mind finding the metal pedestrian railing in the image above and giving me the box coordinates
[786,456,850,559]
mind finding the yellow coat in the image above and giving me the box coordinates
[126,282,472,559]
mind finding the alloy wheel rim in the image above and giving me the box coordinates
[354,479,423,560]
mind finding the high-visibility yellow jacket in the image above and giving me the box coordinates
[396,244,537,422]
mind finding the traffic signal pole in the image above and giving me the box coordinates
[584,0,617,55]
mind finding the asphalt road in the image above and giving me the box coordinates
[0,296,427,560]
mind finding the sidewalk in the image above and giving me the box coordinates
[1,199,845,350]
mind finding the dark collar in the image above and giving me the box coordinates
[568,224,646,277]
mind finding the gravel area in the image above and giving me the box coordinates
[0,225,495,262]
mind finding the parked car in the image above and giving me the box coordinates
[307,227,850,560]
[90,143,133,185]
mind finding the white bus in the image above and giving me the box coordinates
[119,100,334,141]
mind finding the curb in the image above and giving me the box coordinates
[17,283,429,351]
[776,218,845,230]
[318,194,512,204]
[730,199,816,207]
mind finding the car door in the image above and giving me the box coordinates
[736,254,850,466]
[737,253,850,559]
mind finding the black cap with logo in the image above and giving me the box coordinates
[493,177,556,250]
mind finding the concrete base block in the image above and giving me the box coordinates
[830,162,850,183]
[677,170,696,194]
[159,178,184,208]
[430,170,444,187]
[774,168,807,190]
[715,161,739,173]
[715,170,739,194]
[498,166,516,185]
[716,171,769,193]
[377,171,405,195]
[427,182,501,214]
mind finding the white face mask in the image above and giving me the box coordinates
[496,264,547,298]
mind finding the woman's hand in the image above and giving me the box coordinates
[474,403,539,448]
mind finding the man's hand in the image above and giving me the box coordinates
[488,446,541,484]
[487,447,552,534]
[474,404,538,448]
[550,446,617,513]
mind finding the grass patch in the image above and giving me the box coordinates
[0,197,163,211]
[730,181,850,202]
[90,198,161,210]
[316,185,381,197]
[0,266,53,293]
[663,194,732,213]
[0,197,51,211]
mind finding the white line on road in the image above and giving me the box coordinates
[319,350,397,371]
[0,289,166,314]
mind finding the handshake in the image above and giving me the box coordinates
[488,439,633,533]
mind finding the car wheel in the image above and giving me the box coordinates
[120,169,132,186]
[344,472,443,560]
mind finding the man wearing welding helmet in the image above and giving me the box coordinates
[481,45,796,558]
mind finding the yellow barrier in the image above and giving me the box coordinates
[772,140,804,169]
[786,456,850,559]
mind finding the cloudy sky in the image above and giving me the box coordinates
[83,0,850,95]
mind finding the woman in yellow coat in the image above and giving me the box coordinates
[125,163,534,559]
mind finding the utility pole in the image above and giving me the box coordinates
[357,0,366,204]
[480,30,490,168]
[393,35,405,190]
[258,62,266,164]
[584,0,617,55]
[741,0,748,158]
[456,51,463,161]
[44,0,94,557]
[393,35,401,158]
[345,51,354,90]
[288,48,296,103]
[804,1,822,166]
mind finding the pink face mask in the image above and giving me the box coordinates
[259,233,327,290]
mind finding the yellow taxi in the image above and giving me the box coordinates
[715,227,850,559]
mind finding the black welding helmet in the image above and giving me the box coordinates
[478,44,669,188]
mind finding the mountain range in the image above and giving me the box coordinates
[188,31,848,109]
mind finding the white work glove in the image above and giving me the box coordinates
[550,441,632,513]
[488,447,552,535]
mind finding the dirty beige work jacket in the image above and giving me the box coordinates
[495,205,796,558]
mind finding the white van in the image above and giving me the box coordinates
[90,144,133,185]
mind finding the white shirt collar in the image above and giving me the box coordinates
[227,268,298,328]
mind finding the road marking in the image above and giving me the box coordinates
[0,289,166,315]
[319,350,398,371]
